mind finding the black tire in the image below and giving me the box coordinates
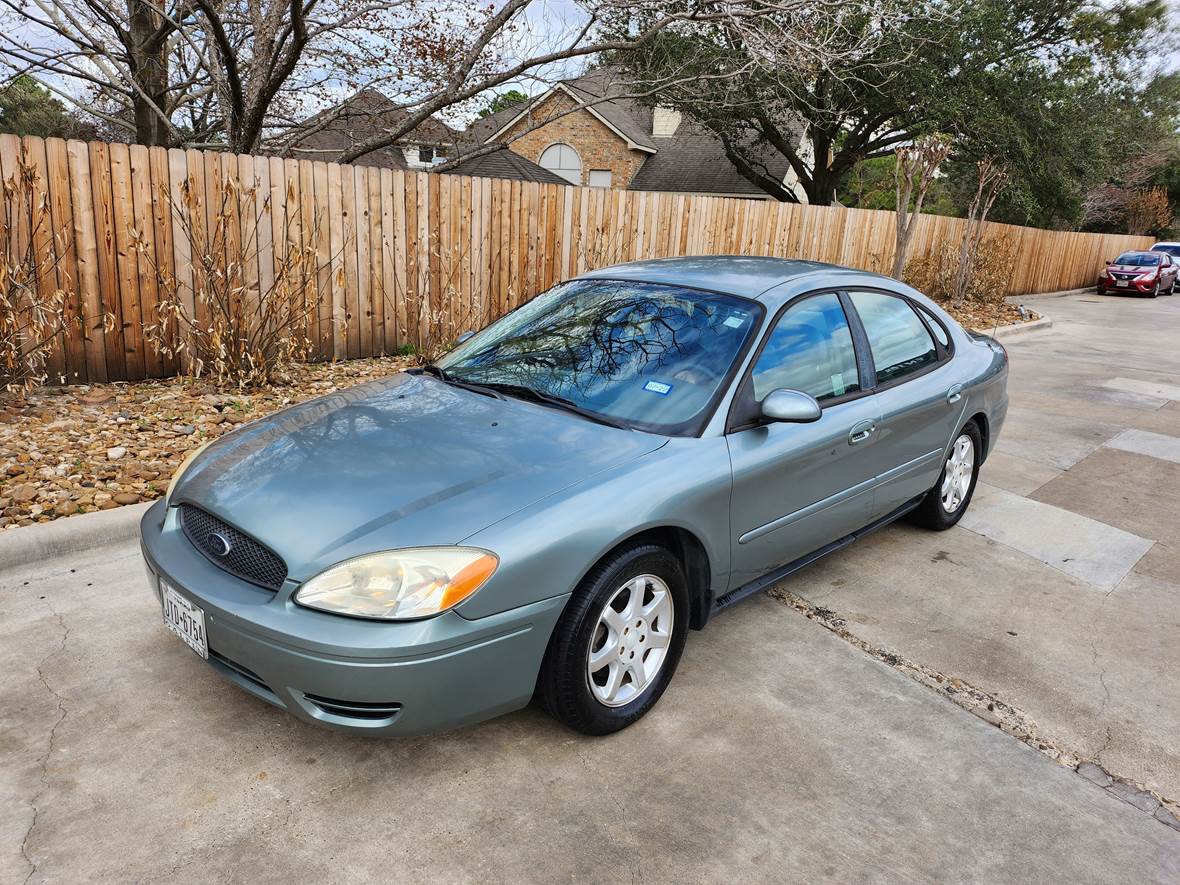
[1148,281,1160,298]
[909,420,983,531]
[1167,282,1175,296]
[538,544,689,735]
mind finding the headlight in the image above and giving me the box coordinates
[294,548,498,620]
[166,441,211,503]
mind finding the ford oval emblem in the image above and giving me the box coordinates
[206,531,232,557]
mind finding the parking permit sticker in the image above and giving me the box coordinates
[831,373,845,396]
[723,315,744,329]
[644,380,672,396]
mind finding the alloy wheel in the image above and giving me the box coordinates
[941,434,975,513]
[587,574,674,707]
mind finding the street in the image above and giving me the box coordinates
[3,292,1180,883]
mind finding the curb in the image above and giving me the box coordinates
[989,315,1053,340]
[1004,286,1095,304]
[0,501,151,574]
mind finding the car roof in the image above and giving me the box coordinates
[574,255,893,301]
[1151,242,1180,248]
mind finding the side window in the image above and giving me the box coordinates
[915,303,950,349]
[849,290,939,385]
[751,293,861,402]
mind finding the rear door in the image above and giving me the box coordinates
[844,289,962,518]
[726,291,882,586]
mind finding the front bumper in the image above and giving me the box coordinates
[139,500,568,736]
[1098,278,1157,295]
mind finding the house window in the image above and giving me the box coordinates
[539,143,582,185]
[588,169,612,188]
[418,146,434,164]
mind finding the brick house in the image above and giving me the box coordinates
[464,69,800,199]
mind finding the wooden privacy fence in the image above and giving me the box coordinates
[1,133,1154,385]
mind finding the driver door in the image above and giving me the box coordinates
[726,292,882,587]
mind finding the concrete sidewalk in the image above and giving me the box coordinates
[3,542,1178,883]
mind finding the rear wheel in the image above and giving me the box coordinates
[538,544,688,735]
[909,421,982,531]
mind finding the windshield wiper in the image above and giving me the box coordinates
[468,381,632,430]
[419,364,506,400]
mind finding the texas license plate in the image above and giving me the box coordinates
[162,582,208,659]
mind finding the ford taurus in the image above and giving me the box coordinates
[140,256,1008,736]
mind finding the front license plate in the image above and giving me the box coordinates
[1117,280,1128,287]
[162,582,208,660]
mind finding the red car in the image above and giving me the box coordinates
[1098,250,1177,297]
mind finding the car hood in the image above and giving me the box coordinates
[173,372,666,580]
[1108,264,1155,273]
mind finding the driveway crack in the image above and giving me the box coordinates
[765,584,1180,833]
[20,598,71,885]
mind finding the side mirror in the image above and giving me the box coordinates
[455,330,475,345]
[1105,260,1112,266]
[761,389,822,423]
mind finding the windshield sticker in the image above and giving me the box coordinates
[644,380,673,396]
[723,315,745,329]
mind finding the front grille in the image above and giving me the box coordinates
[1109,271,1140,280]
[179,504,287,591]
[303,693,403,722]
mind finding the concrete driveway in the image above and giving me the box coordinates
[3,292,1180,883]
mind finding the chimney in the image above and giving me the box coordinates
[652,106,681,138]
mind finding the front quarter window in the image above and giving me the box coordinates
[437,280,760,434]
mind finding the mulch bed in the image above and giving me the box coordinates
[0,356,413,531]
[944,300,1028,332]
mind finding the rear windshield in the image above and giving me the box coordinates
[1151,244,1180,257]
[1115,252,1160,266]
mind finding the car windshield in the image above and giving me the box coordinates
[1115,252,1160,266]
[1151,244,1180,257]
[437,279,760,433]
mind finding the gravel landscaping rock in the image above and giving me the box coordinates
[0,355,413,532]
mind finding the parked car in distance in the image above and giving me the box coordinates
[140,256,1009,737]
[1098,250,1177,297]
[1150,241,1180,263]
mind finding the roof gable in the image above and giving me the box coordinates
[481,83,656,153]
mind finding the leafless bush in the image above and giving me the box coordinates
[1125,186,1173,236]
[1,149,79,396]
[139,175,335,388]
[892,134,953,279]
[414,241,483,365]
[904,235,1016,305]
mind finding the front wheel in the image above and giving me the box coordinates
[538,544,689,735]
[1149,281,1160,298]
[909,421,982,531]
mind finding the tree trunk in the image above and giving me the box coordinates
[128,0,170,147]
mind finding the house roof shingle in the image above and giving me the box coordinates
[287,90,457,169]
[443,147,569,185]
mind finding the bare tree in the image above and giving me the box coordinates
[891,133,951,279]
[0,0,913,158]
[951,157,1008,306]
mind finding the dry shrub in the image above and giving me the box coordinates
[139,175,334,388]
[414,242,483,365]
[0,148,98,396]
[904,235,1016,306]
[1125,186,1172,236]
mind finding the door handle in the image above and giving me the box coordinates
[946,384,963,405]
[848,420,876,445]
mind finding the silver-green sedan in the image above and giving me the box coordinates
[140,256,1008,736]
